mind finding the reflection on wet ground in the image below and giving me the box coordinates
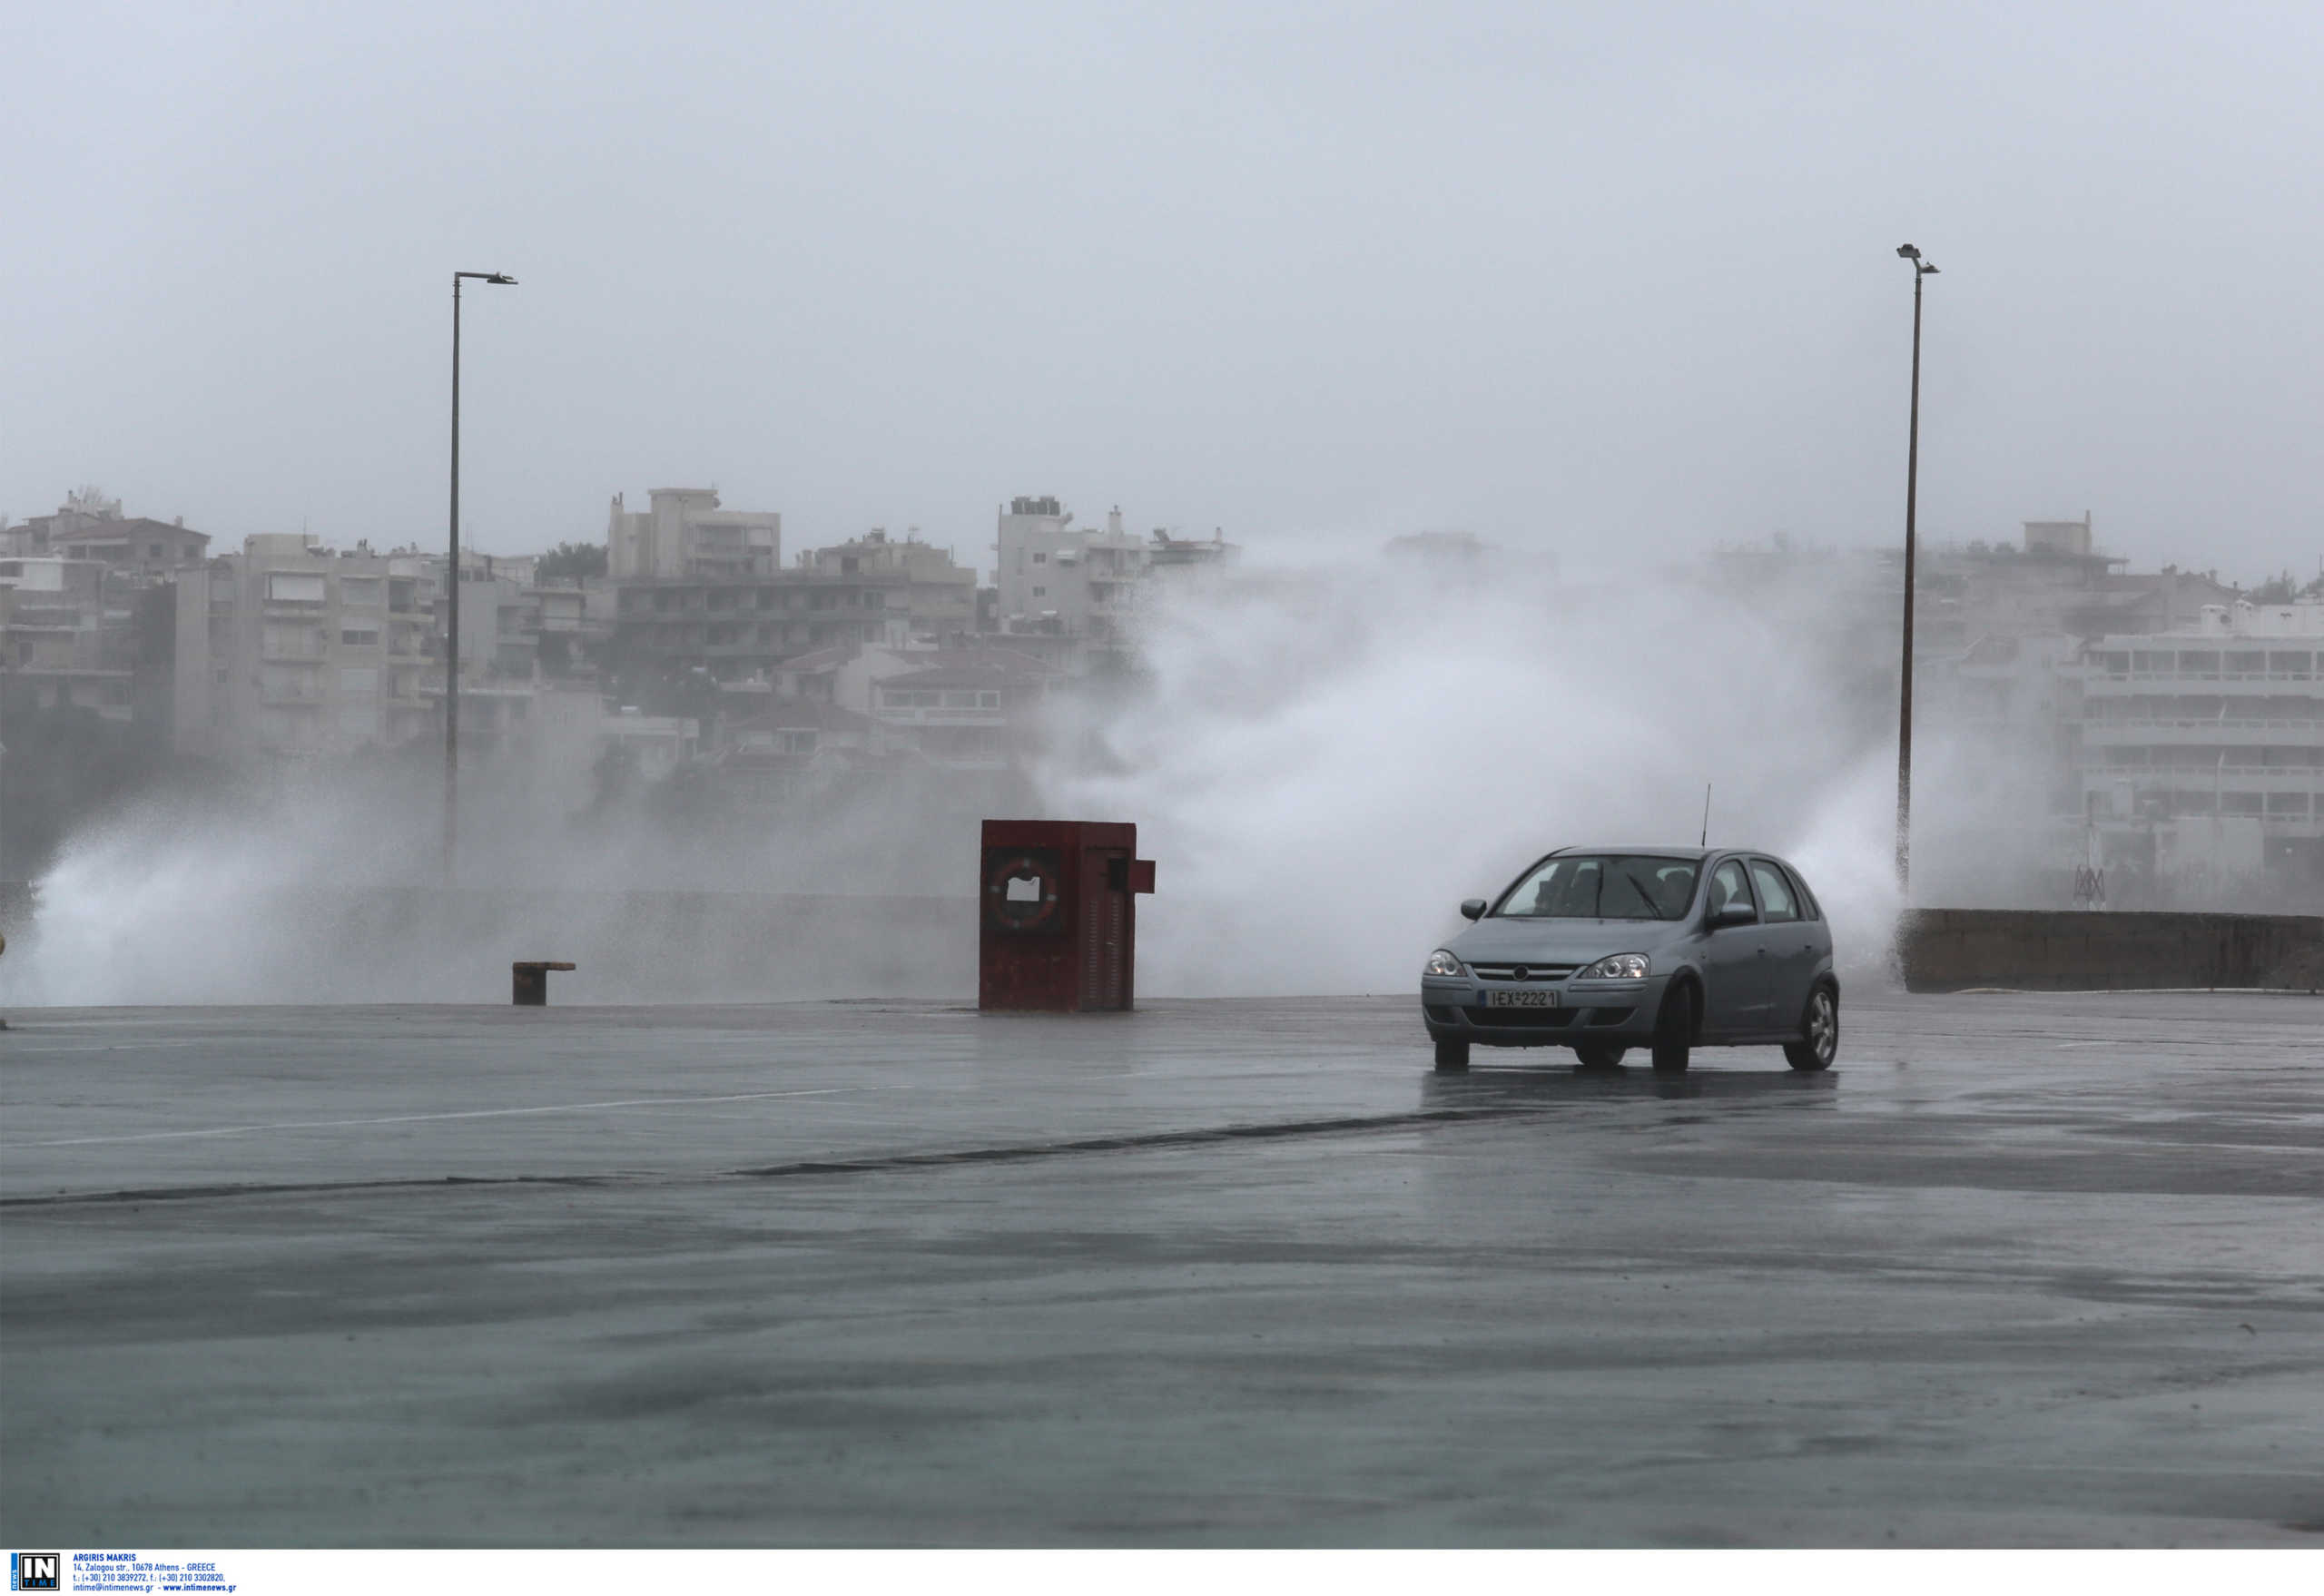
[1423,1063,1841,1110]
[5,990,2321,1546]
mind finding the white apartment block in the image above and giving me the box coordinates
[608,488,781,580]
[2078,598,2324,893]
[993,498,1148,643]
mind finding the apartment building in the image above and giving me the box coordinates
[607,488,781,579]
[3,491,214,726]
[867,649,1053,772]
[2077,599,2324,900]
[2,488,211,574]
[174,535,440,758]
[520,577,617,678]
[610,571,914,683]
[799,529,977,636]
[994,498,1150,646]
[446,560,535,685]
[1915,517,2240,655]
[0,555,133,719]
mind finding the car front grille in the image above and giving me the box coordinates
[1464,1007,1578,1029]
[1469,962,1579,982]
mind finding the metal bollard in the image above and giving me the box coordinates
[512,961,576,1006]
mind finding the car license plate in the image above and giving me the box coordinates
[1484,990,1559,1008]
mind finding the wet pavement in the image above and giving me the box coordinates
[3,990,2320,1546]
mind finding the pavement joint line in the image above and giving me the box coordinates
[0,1104,1553,1209]
[1945,987,2320,997]
[5,1082,927,1148]
[2,1039,267,1054]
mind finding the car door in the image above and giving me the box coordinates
[1786,861,1837,982]
[1700,856,1770,1036]
[1748,857,1817,1029]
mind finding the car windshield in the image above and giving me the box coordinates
[1493,855,1699,921]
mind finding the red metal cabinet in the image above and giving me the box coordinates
[980,819,1156,1011]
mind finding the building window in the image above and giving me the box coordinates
[1032,586,1046,597]
[341,628,379,646]
[340,576,384,606]
[268,573,326,603]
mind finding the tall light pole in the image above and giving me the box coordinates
[447,270,517,882]
[1895,243,1937,894]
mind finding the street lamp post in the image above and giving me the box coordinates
[446,270,517,882]
[1894,243,1938,894]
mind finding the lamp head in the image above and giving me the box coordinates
[485,273,517,285]
[1896,244,1921,261]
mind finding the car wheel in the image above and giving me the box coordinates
[1650,980,1693,1072]
[1784,984,1838,1072]
[1573,1043,1627,1069]
[1433,1036,1470,1072]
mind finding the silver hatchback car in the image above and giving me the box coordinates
[1421,846,1837,1073]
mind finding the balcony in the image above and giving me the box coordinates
[2082,672,2316,695]
[2082,719,2323,744]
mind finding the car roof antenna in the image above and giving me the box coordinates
[1699,783,1712,848]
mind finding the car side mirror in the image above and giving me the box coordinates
[1708,901,1758,929]
[1459,899,1487,921]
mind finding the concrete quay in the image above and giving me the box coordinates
[1899,907,2324,992]
[2,990,2320,1546]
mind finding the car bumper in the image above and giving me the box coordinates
[1420,974,1669,1047]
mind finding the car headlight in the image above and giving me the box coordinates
[1578,953,1650,980]
[1424,949,1466,978]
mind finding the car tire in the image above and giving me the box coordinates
[1433,1037,1470,1072]
[1573,1043,1627,1069]
[1649,981,1693,1072]
[1784,983,1838,1072]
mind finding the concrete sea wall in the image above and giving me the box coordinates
[1898,907,2324,993]
[1,884,980,1005]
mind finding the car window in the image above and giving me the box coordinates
[1708,859,1753,918]
[1749,860,1799,923]
[1783,865,1821,921]
[1494,855,1700,920]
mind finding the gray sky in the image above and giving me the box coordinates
[5,0,2319,582]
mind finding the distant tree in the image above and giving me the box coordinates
[536,540,607,582]
[2248,571,2302,604]
[581,740,640,818]
[648,760,715,834]
[611,663,724,730]
[0,699,177,880]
